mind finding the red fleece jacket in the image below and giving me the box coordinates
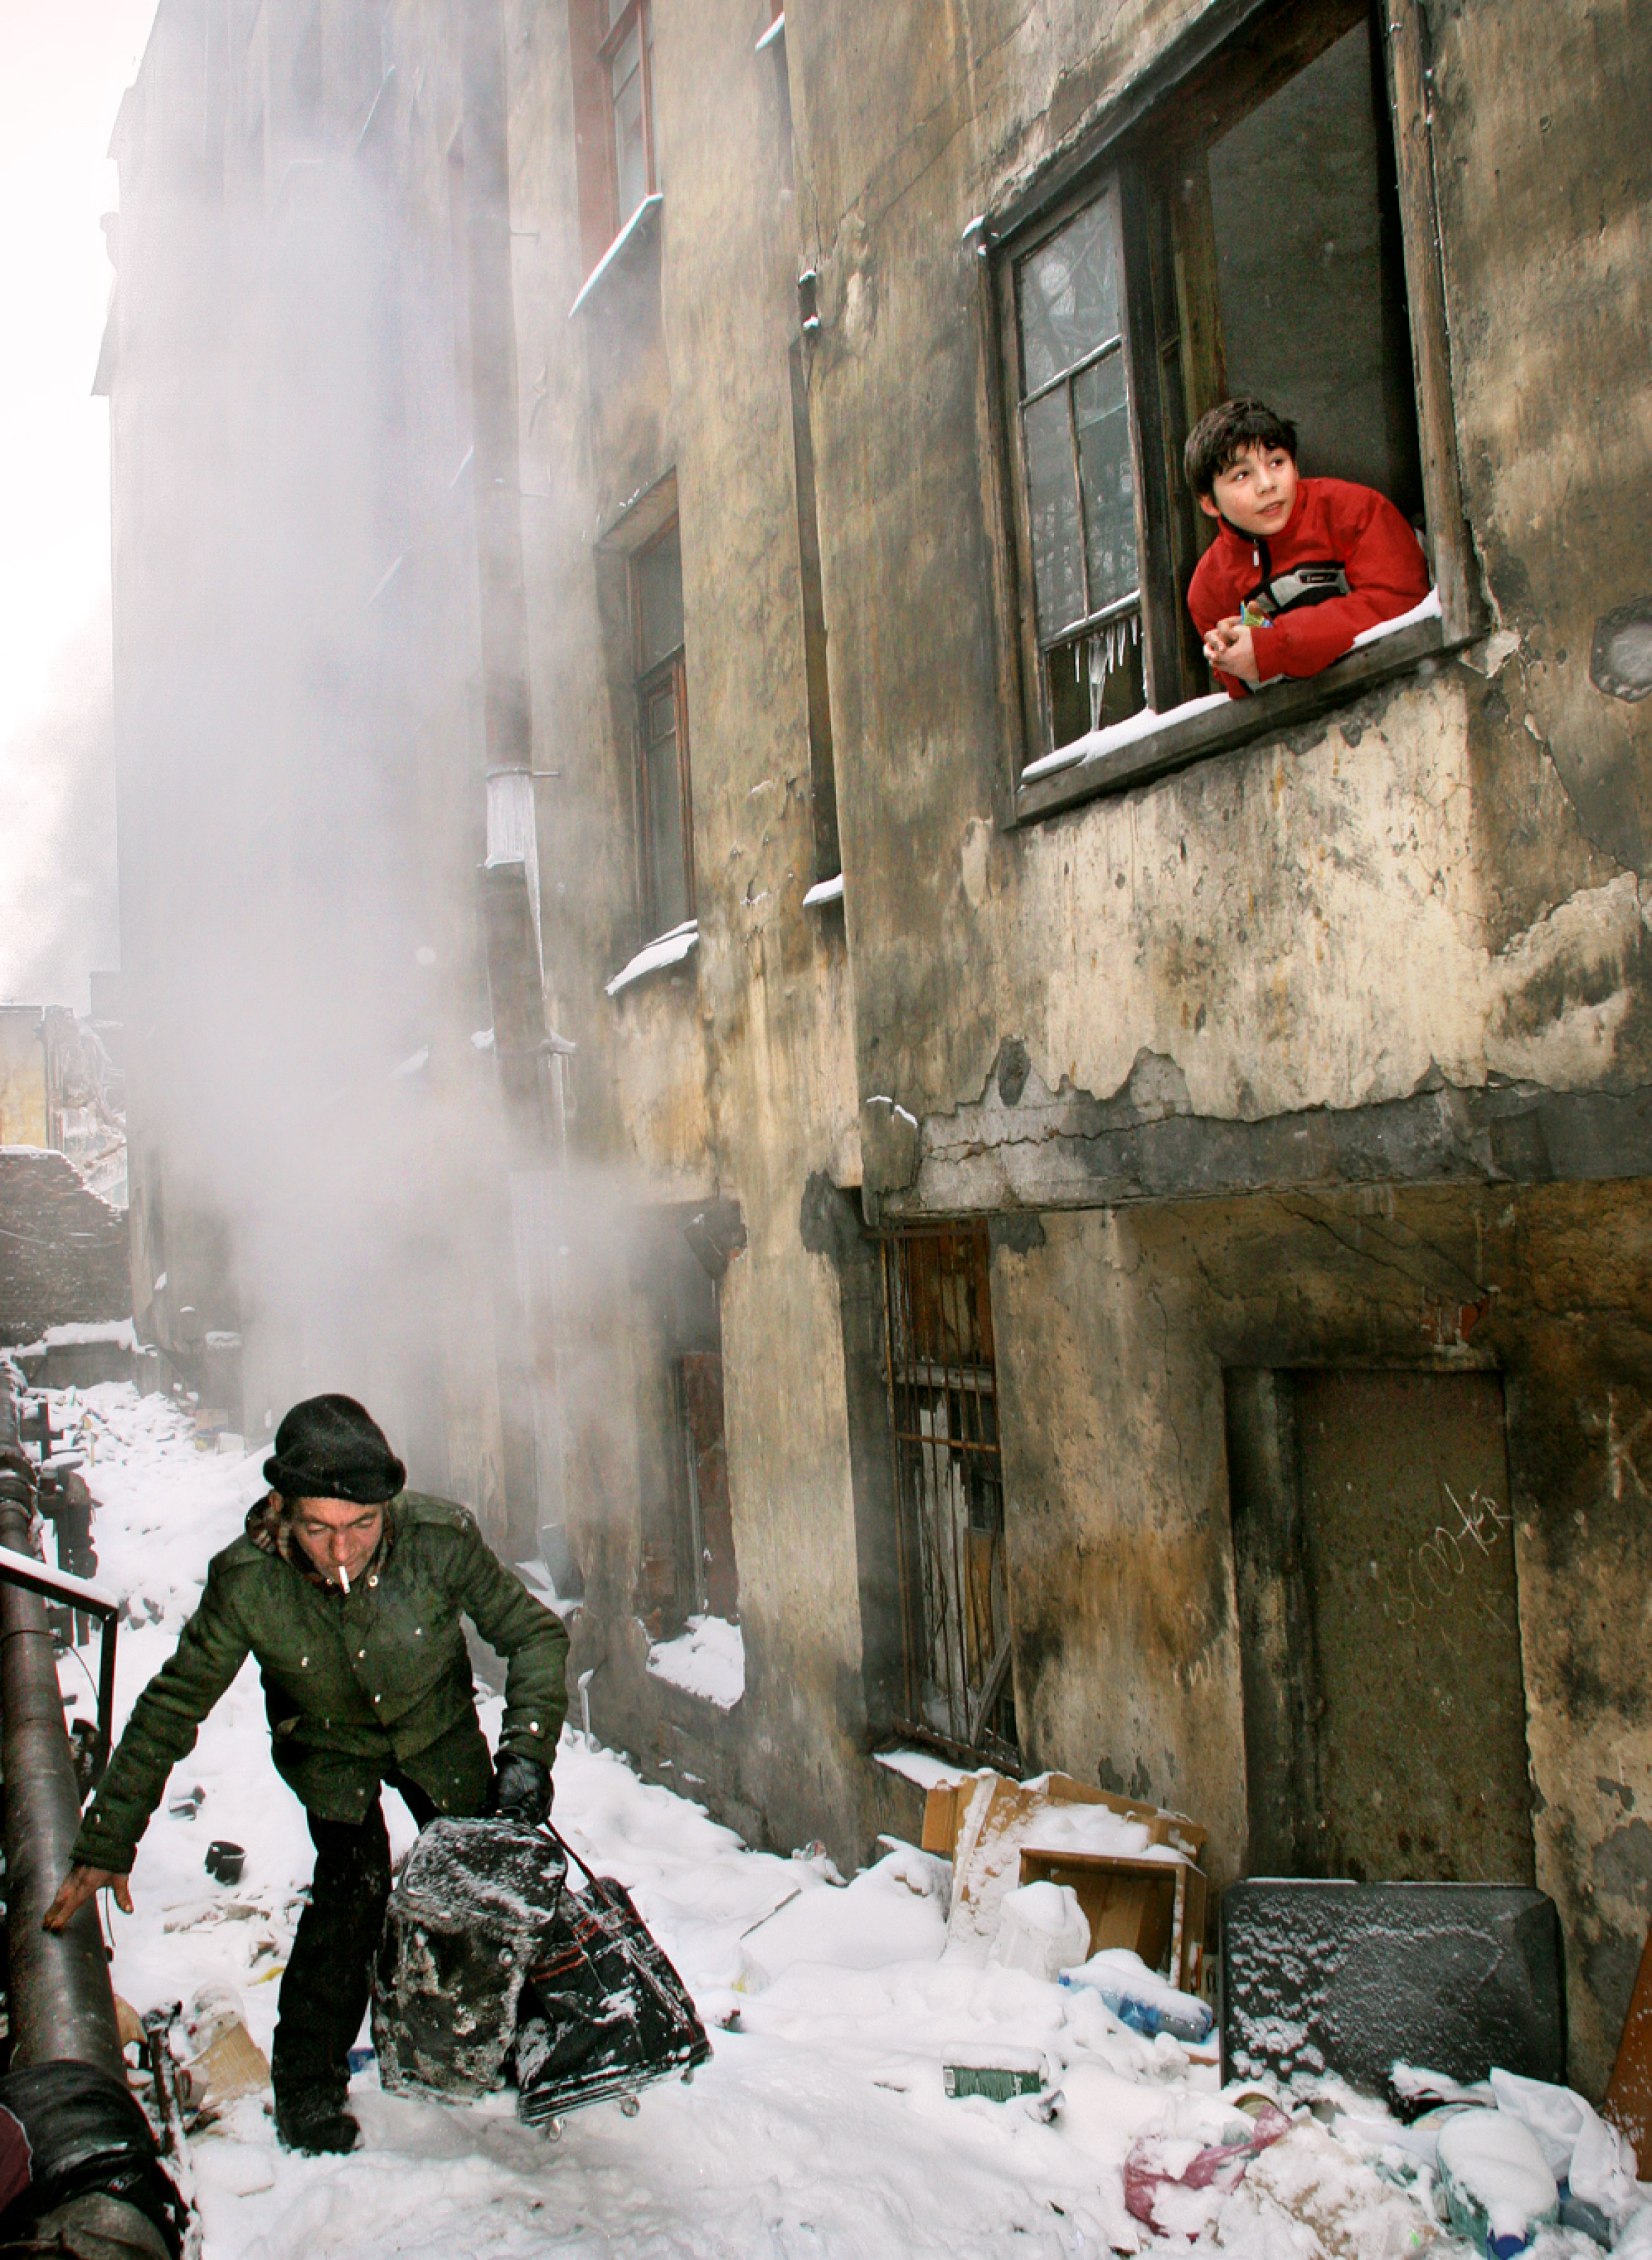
[1186,476,1430,698]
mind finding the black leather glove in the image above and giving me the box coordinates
[491,1752,553,1826]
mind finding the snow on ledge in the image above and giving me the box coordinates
[803,873,844,908]
[1351,584,1442,646]
[1020,588,1443,789]
[755,11,784,50]
[875,1747,976,1792]
[647,1614,746,1709]
[570,193,664,318]
[606,919,698,997]
[1020,693,1229,785]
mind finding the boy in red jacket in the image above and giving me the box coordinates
[1185,398,1430,698]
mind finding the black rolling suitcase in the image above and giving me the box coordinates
[513,1826,712,2129]
[373,1817,710,2126]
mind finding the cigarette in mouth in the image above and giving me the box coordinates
[338,1565,350,1595]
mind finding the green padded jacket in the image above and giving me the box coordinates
[72,1492,569,1872]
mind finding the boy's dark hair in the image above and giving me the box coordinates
[1183,398,1298,498]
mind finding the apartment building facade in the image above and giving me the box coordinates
[107,0,1652,2091]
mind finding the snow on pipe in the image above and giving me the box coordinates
[0,1368,127,2086]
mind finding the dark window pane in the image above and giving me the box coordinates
[1046,617,1145,748]
[1073,351,1137,609]
[645,722,688,934]
[1024,388,1084,641]
[1207,22,1422,517]
[1017,195,1120,395]
[637,531,683,670]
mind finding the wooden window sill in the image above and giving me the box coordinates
[1013,614,1456,823]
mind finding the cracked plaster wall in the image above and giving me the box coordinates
[782,0,1652,1195]
[990,1178,1652,2097]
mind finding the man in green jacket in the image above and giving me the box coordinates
[44,1395,570,2156]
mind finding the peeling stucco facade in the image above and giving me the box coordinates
[109,0,1652,2102]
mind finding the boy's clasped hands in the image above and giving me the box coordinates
[1201,615,1263,686]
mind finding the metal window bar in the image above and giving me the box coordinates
[882,1228,1018,1767]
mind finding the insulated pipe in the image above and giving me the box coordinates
[0,1371,126,2084]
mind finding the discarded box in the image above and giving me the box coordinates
[924,1768,1207,1986]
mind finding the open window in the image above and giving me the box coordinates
[996,0,1472,810]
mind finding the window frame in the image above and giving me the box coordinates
[990,0,1478,823]
[599,0,657,232]
[630,517,695,943]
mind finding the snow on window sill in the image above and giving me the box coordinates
[1350,585,1442,647]
[1021,694,1231,786]
[569,192,664,319]
[803,872,844,908]
[1016,602,1451,820]
[756,11,784,51]
[1022,589,1444,791]
[647,1614,746,1709]
[606,919,698,998]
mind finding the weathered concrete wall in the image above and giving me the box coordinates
[990,1178,1652,2097]
[779,0,1652,1200]
[500,0,878,1860]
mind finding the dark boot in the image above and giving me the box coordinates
[271,1802,391,2148]
[274,2079,359,2156]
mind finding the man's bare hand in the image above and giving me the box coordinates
[43,1865,132,1932]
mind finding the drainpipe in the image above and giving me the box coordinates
[0,1372,126,2081]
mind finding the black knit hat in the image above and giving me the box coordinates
[262,1394,406,1505]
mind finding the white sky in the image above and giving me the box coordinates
[0,0,159,1007]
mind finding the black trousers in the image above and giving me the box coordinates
[270,1776,446,2105]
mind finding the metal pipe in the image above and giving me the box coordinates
[0,1370,126,2084]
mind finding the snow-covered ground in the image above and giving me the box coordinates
[26,1380,1644,2259]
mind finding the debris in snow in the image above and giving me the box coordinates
[1435,2107,1558,2249]
[1123,2094,1293,2240]
[1243,2117,1441,2256]
[645,1613,745,1709]
[990,1882,1091,1983]
[60,1377,1577,2260]
[930,1770,1207,1984]
[1062,1949,1214,2046]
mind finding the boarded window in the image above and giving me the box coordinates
[882,1226,1018,1766]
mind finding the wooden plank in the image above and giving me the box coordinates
[1607,1921,1652,2163]
[1381,0,1479,639]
